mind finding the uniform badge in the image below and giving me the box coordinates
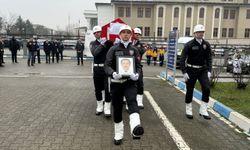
[129,50,134,55]
[203,44,207,50]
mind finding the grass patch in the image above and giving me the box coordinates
[195,82,250,119]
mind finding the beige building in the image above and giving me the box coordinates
[111,0,250,41]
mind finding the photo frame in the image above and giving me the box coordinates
[116,56,135,77]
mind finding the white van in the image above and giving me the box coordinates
[176,37,193,67]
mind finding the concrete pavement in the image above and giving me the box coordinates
[0,59,249,150]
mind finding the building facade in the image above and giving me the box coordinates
[110,0,250,40]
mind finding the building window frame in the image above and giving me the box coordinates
[145,8,151,18]
[174,7,179,18]
[186,7,192,18]
[118,7,124,17]
[157,27,162,37]
[199,8,205,18]
[228,28,234,37]
[137,7,144,18]
[222,28,227,37]
[230,9,236,19]
[125,7,131,17]
[185,27,191,36]
[158,7,163,18]
[223,9,229,19]
[215,8,220,18]
[213,28,218,37]
[245,28,250,38]
[144,27,150,36]
[247,9,250,19]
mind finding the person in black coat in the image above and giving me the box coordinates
[0,37,4,67]
[180,24,212,120]
[90,25,112,117]
[75,38,85,65]
[105,25,144,145]
[43,40,51,63]
[9,36,20,63]
[58,40,64,61]
[26,37,39,66]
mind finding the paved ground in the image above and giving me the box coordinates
[0,58,249,150]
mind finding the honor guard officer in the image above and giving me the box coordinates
[105,25,144,145]
[90,26,112,117]
[75,38,85,65]
[133,27,146,109]
[180,24,212,120]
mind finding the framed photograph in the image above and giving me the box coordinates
[116,56,135,77]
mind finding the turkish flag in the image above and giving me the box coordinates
[101,18,127,41]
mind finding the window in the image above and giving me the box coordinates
[144,27,150,36]
[157,27,162,36]
[158,7,163,18]
[173,27,178,30]
[199,8,204,18]
[145,8,151,18]
[138,26,143,35]
[137,7,143,18]
[223,9,229,19]
[215,8,220,18]
[228,28,234,37]
[244,0,248,4]
[230,10,236,19]
[213,28,218,37]
[185,27,190,36]
[222,28,227,37]
[247,9,250,19]
[118,7,124,17]
[125,7,131,17]
[245,28,250,38]
[174,7,179,18]
[186,7,192,18]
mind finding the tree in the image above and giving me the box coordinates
[34,24,50,35]
[0,17,3,32]
[13,16,26,34]
[25,20,34,36]
[2,13,17,35]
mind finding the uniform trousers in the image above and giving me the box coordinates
[137,70,144,95]
[185,67,210,104]
[93,67,111,102]
[111,80,139,123]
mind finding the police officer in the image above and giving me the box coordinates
[90,25,112,117]
[58,40,64,61]
[105,25,144,145]
[26,37,39,66]
[43,40,51,64]
[9,36,20,63]
[180,24,212,120]
[0,37,4,67]
[133,28,146,109]
[75,38,85,65]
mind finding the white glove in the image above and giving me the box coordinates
[114,38,121,45]
[208,72,211,79]
[130,73,139,81]
[112,72,122,80]
[100,38,107,45]
[183,73,190,82]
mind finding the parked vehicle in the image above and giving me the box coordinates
[63,40,77,50]
[226,54,250,74]
[176,36,193,68]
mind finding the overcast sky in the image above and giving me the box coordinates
[0,0,110,30]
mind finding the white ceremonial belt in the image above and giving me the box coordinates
[187,64,203,69]
[94,64,104,67]
[111,79,127,83]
